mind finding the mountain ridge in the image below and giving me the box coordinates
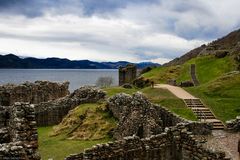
[0,54,160,69]
[164,28,240,67]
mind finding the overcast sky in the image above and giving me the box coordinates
[0,0,240,64]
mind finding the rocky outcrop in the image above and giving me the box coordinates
[0,81,69,106]
[65,123,227,160]
[35,86,106,126]
[226,116,240,132]
[0,103,40,160]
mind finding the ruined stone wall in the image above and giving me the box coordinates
[226,116,240,132]
[65,123,228,160]
[35,86,106,126]
[0,103,40,160]
[0,81,69,106]
[119,64,137,86]
[107,92,212,140]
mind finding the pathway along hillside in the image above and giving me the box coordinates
[155,84,239,159]
[154,84,224,130]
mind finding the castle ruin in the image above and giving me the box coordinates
[119,64,137,86]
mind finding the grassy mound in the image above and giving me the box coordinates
[52,103,117,140]
[38,127,110,160]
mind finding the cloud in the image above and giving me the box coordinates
[0,0,240,64]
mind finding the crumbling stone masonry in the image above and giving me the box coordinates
[35,86,106,126]
[226,116,240,132]
[0,81,69,106]
[65,123,229,160]
[0,103,40,160]
[119,64,137,86]
[107,92,212,140]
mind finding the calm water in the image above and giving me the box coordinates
[0,69,118,92]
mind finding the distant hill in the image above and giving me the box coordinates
[164,28,240,67]
[0,54,160,69]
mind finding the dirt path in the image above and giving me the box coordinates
[154,84,197,99]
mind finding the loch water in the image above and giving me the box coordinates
[0,69,118,92]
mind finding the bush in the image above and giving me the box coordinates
[96,77,113,88]
[133,77,151,88]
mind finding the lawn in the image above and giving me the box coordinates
[38,126,111,160]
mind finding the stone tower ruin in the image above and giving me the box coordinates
[119,64,137,86]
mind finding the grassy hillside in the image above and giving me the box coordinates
[143,55,240,122]
[52,103,117,140]
[186,72,240,122]
[143,55,236,84]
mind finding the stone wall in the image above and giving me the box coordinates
[0,81,69,106]
[0,103,40,160]
[107,92,212,140]
[65,123,228,160]
[119,64,137,86]
[226,116,240,132]
[35,86,106,126]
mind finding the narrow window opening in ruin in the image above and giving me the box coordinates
[137,125,144,138]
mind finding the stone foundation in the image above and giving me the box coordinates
[65,123,228,160]
[0,81,69,106]
[0,103,40,160]
[35,86,106,126]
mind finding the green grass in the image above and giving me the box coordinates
[104,86,138,97]
[186,72,240,122]
[52,103,117,140]
[143,55,239,121]
[141,87,197,121]
[142,65,182,83]
[143,55,236,85]
[189,55,236,84]
[38,126,111,160]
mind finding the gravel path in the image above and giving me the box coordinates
[154,84,197,99]
[198,130,240,160]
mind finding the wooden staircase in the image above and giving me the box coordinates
[183,99,224,130]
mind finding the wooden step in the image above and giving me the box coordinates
[183,99,224,130]
[212,125,225,130]
[197,116,215,119]
[187,105,205,108]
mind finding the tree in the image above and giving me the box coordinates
[96,76,113,88]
